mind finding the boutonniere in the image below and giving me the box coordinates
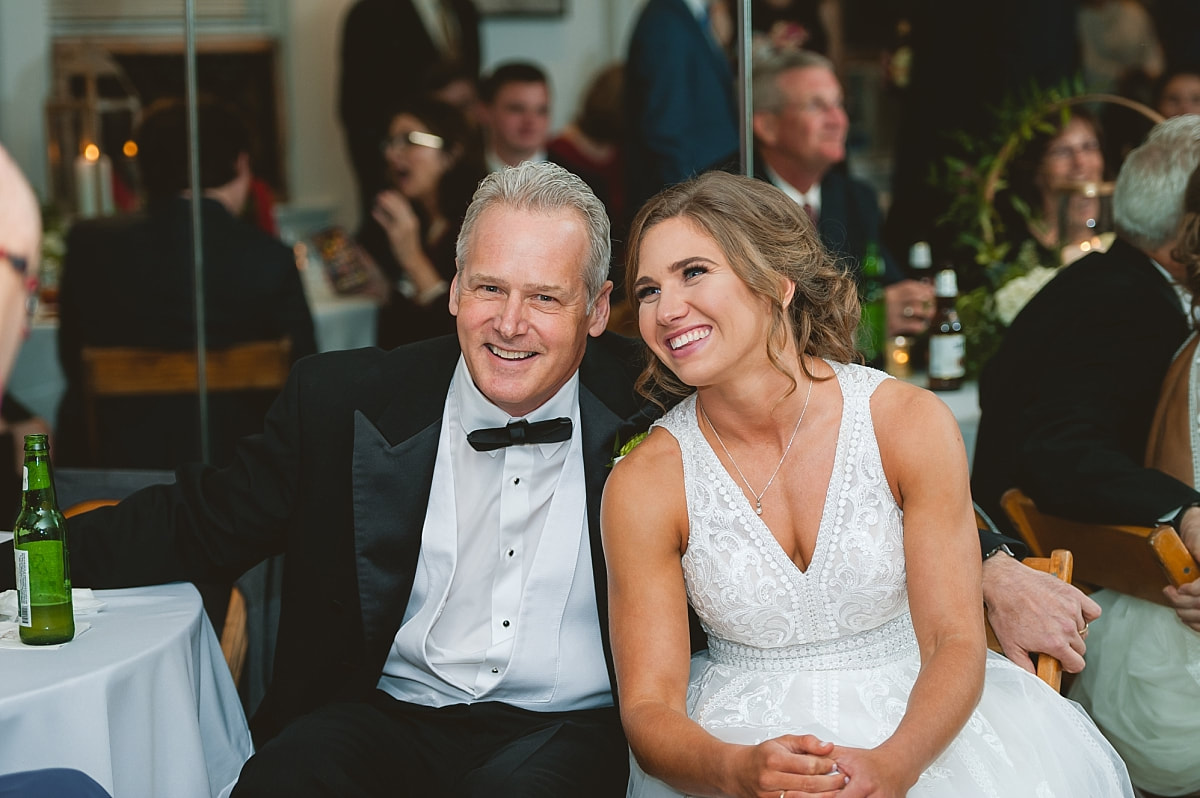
[608,430,649,468]
[608,405,660,468]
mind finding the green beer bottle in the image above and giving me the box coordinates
[857,242,886,366]
[13,433,74,645]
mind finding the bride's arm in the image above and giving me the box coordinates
[834,382,986,798]
[602,428,844,798]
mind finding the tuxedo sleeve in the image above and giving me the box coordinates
[0,357,308,591]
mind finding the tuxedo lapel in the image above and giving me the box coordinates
[351,340,458,661]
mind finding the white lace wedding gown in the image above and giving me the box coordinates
[627,362,1133,798]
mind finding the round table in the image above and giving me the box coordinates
[0,582,253,797]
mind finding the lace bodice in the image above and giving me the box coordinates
[656,362,912,669]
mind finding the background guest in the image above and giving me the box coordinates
[1157,66,1200,118]
[1067,162,1200,798]
[358,98,487,349]
[54,97,316,469]
[624,0,739,239]
[547,63,626,237]
[751,49,934,337]
[478,61,552,172]
[1001,109,1109,265]
[971,113,1200,700]
[338,0,480,229]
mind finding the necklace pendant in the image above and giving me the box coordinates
[755,502,763,516]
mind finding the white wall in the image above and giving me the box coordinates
[0,0,648,228]
[0,0,50,198]
[481,0,642,131]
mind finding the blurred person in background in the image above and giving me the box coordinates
[1157,66,1200,118]
[358,98,487,349]
[1069,159,1200,798]
[339,0,480,228]
[624,0,739,233]
[1001,109,1109,266]
[752,49,934,337]
[54,97,316,470]
[479,62,552,172]
[547,63,627,241]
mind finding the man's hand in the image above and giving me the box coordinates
[1163,506,1200,631]
[884,280,934,336]
[981,552,1101,674]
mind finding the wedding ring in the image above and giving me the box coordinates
[902,305,915,318]
[1078,623,1089,636]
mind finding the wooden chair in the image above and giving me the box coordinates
[1000,488,1198,606]
[79,337,292,463]
[63,498,250,686]
[977,504,1073,692]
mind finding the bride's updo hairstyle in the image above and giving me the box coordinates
[624,170,860,404]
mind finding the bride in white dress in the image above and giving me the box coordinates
[602,171,1133,798]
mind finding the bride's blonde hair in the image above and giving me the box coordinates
[624,171,861,405]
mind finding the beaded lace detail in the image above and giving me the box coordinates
[656,361,909,667]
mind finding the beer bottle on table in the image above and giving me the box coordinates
[13,433,74,645]
[857,242,886,367]
[928,269,965,391]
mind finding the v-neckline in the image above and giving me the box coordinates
[691,362,846,577]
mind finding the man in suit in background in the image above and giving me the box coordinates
[624,0,739,240]
[3,162,645,797]
[339,0,481,228]
[54,98,316,470]
[479,62,552,172]
[752,49,933,337]
[973,115,1200,671]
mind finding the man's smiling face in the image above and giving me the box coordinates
[449,204,610,417]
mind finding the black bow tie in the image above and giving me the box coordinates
[467,417,573,452]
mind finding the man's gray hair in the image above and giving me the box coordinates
[752,49,836,115]
[456,161,611,310]
[1115,114,1200,251]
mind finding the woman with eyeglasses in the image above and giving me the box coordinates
[1003,110,1109,267]
[359,97,487,349]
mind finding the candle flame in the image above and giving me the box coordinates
[123,140,138,157]
[83,143,100,161]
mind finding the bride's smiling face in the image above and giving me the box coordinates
[633,216,777,387]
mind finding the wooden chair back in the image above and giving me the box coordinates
[79,337,292,462]
[63,498,250,686]
[1000,488,1198,606]
[977,505,1072,692]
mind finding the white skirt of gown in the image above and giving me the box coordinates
[1069,589,1200,796]
[628,644,1133,798]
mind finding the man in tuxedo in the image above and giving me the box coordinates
[973,115,1200,667]
[751,49,933,337]
[1,162,645,797]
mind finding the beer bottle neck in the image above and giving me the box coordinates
[22,453,55,497]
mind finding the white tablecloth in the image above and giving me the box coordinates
[0,581,252,798]
[6,285,378,428]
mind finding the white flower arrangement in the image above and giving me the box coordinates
[993,265,1060,326]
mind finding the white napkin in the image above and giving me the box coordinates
[0,588,106,620]
[0,621,91,649]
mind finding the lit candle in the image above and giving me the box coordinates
[74,144,100,218]
[97,153,114,215]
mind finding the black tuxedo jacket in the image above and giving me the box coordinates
[972,237,1200,535]
[12,333,647,743]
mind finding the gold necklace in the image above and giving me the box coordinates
[698,369,814,516]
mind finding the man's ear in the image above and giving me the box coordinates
[752,112,777,149]
[448,270,461,316]
[587,280,613,337]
